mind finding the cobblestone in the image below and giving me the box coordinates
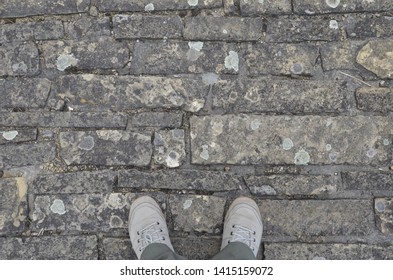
[0,42,40,76]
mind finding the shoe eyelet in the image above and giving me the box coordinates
[253,238,256,242]
[232,225,235,228]
[228,241,230,244]
[157,222,160,225]
[253,231,256,235]
[137,231,140,235]
[160,229,163,232]
[162,237,165,241]
[230,232,233,235]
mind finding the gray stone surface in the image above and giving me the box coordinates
[321,41,366,71]
[0,78,51,110]
[118,169,243,191]
[243,43,319,76]
[344,15,393,39]
[356,87,393,113]
[169,195,226,233]
[154,129,185,168]
[0,42,40,76]
[50,75,208,112]
[131,41,240,75]
[184,17,264,41]
[32,170,116,194]
[31,193,135,232]
[0,112,127,129]
[0,129,37,145]
[131,112,183,128]
[257,199,373,237]
[0,0,90,18]
[42,38,129,71]
[375,198,393,234]
[240,0,292,15]
[265,243,393,260]
[0,20,64,43]
[59,131,152,166]
[114,15,183,39]
[0,178,27,234]
[0,142,56,168]
[212,78,348,113]
[64,17,111,39]
[294,0,393,14]
[343,172,393,191]
[190,115,392,165]
[245,174,338,196]
[102,238,136,260]
[0,236,98,260]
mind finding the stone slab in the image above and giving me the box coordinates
[0,0,90,18]
[0,20,64,43]
[64,17,111,39]
[0,42,40,76]
[344,15,393,39]
[294,0,393,14]
[32,170,116,194]
[243,43,319,76]
[102,238,136,260]
[50,75,208,112]
[154,129,185,168]
[59,131,152,166]
[0,142,56,168]
[356,87,393,113]
[0,112,127,129]
[265,243,393,260]
[212,78,347,113]
[131,41,239,75]
[0,129,37,145]
[343,172,393,191]
[245,175,338,196]
[31,193,135,232]
[320,41,365,71]
[114,15,183,39]
[0,178,27,234]
[240,0,292,16]
[375,198,393,234]
[131,112,183,128]
[0,236,98,259]
[257,199,373,237]
[42,38,129,71]
[0,78,51,110]
[190,115,392,165]
[169,195,226,233]
[184,17,264,41]
[118,169,242,192]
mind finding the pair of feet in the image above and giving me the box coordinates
[129,196,263,259]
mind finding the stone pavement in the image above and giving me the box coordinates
[0,0,393,260]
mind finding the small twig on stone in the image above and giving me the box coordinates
[338,71,373,87]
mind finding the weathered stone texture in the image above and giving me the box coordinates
[240,0,292,15]
[0,0,90,18]
[375,198,393,234]
[0,129,37,145]
[169,195,226,233]
[184,17,264,41]
[245,175,338,196]
[154,129,185,168]
[190,115,392,165]
[42,38,129,71]
[243,43,319,76]
[131,41,240,75]
[212,78,348,113]
[265,243,393,260]
[0,78,51,110]
[294,0,393,14]
[59,131,152,166]
[0,178,27,234]
[118,169,242,191]
[344,15,393,39]
[356,87,393,113]
[131,112,183,128]
[0,142,56,168]
[32,170,116,194]
[321,41,365,71]
[31,193,135,232]
[0,21,64,43]
[64,17,111,39]
[103,238,136,260]
[50,75,208,112]
[343,172,393,191]
[257,200,373,237]
[0,42,40,76]
[114,15,183,39]
[0,236,98,260]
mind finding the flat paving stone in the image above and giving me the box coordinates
[343,172,393,191]
[0,178,27,234]
[212,78,347,113]
[114,15,183,39]
[0,236,98,259]
[240,0,292,16]
[31,193,135,232]
[0,78,51,110]
[265,243,393,260]
[375,198,393,234]
[59,131,152,166]
[293,0,393,14]
[50,75,208,113]
[184,17,264,41]
[169,195,226,233]
[356,87,393,113]
[321,41,366,71]
[0,129,37,145]
[0,42,40,76]
[190,115,392,165]
[131,112,183,128]
[118,169,243,192]
[32,170,116,194]
[64,17,111,39]
[102,238,136,260]
[0,0,90,18]
[344,14,393,39]
[257,199,373,237]
[154,129,185,168]
[131,41,240,75]
[243,43,319,76]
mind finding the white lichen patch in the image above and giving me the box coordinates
[202,72,218,85]
[50,199,66,215]
[282,138,294,150]
[183,199,193,209]
[375,201,385,212]
[383,139,390,146]
[77,136,95,151]
[56,54,79,71]
[2,130,18,141]
[200,144,210,160]
[250,119,261,130]
[144,3,155,11]
[165,151,181,168]
[225,51,239,72]
[294,149,311,165]
[188,0,199,6]
[366,148,377,158]
[188,41,204,51]
[326,144,332,151]
[96,130,124,142]
[326,0,340,8]
[187,42,204,61]
[109,215,124,228]
[329,20,339,29]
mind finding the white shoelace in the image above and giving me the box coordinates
[231,225,256,252]
[138,222,164,252]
